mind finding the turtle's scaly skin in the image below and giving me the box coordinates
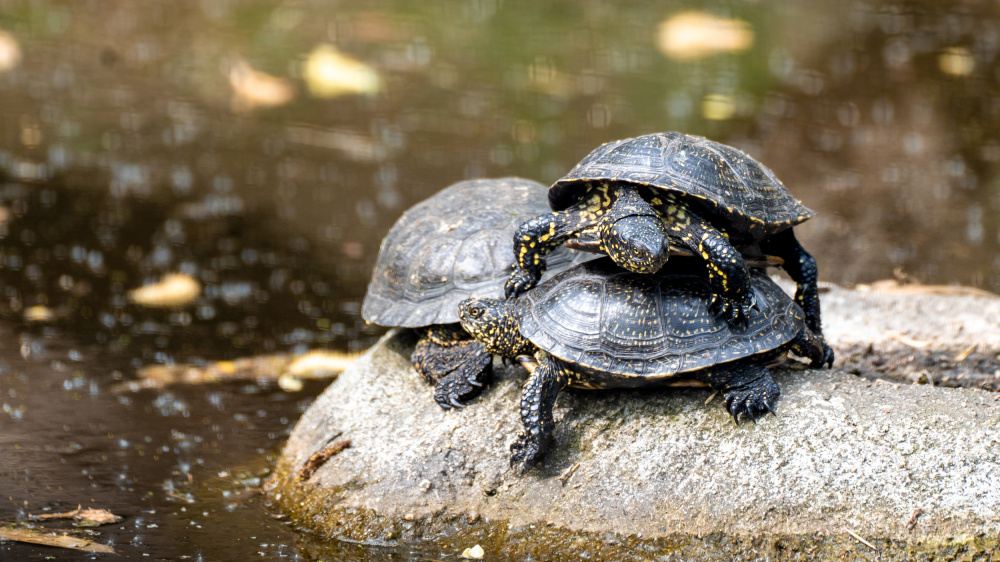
[506,132,829,363]
[411,325,492,409]
[362,177,582,409]
[464,257,829,471]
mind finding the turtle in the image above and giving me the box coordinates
[504,132,832,365]
[362,177,583,409]
[461,257,828,472]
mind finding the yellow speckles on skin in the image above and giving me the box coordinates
[522,235,531,241]
[539,233,551,242]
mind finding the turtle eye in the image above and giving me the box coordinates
[468,304,485,319]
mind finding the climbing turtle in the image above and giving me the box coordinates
[463,257,827,471]
[505,132,831,364]
[362,177,582,409]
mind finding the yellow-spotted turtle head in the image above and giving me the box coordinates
[458,297,532,357]
[598,186,670,274]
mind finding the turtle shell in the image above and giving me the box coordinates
[550,132,814,237]
[363,177,582,328]
[514,258,804,381]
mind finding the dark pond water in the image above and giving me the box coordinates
[2,0,1000,559]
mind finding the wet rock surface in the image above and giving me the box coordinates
[268,284,1000,559]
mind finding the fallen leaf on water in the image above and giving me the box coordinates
[0,30,21,73]
[657,12,753,60]
[29,505,121,526]
[286,350,360,377]
[304,44,381,98]
[117,350,360,392]
[24,306,55,323]
[129,273,201,308]
[229,57,295,111]
[0,527,114,553]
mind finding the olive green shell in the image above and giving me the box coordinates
[550,132,814,237]
[514,258,803,379]
[363,178,581,328]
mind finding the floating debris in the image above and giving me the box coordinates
[304,44,381,98]
[29,505,121,527]
[129,273,201,308]
[939,46,975,76]
[116,349,359,392]
[460,544,485,559]
[657,12,753,60]
[228,57,295,111]
[906,508,924,531]
[0,527,114,553]
[23,306,55,324]
[0,30,21,73]
[702,94,736,121]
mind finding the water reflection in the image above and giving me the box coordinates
[1,0,1000,558]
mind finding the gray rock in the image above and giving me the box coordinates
[267,285,1000,559]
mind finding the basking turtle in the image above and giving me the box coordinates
[362,177,582,409]
[463,257,827,471]
[505,132,831,364]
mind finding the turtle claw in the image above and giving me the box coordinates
[722,377,780,424]
[432,364,492,410]
[709,293,754,328]
[510,432,548,473]
[505,267,539,300]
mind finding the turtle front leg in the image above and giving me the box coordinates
[411,328,493,409]
[664,205,755,326]
[510,353,569,472]
[505,205,595,299]
[696,359,779,423]
[759,228,833,363]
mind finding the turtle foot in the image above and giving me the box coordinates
[433,366,492,410]
[723,376,780,424]
[510,432,549,473]
[504,266,539,300]
[709,292,757,328]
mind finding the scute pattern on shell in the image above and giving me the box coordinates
[363,177,581,328]
[514,258,803,378]
[550,132,814,234]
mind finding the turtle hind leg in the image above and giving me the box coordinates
[511,354,569,473]
[696,359,780,424]
[411,330,493,409]
[760,229,827,324]
[790,326,834,369]
[431,340,492,409]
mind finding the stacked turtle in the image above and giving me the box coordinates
[361,177,585,409]
[364,132,832,472]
